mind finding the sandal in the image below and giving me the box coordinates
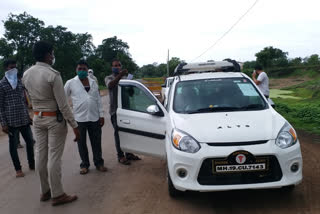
[16,170,25,178]
[126,153,141,161]
[80,168,89,175]
[118,157,131,165]
[52,193,78,206]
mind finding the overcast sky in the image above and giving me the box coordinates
[1,0,320,66]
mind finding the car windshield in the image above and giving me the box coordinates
[173,77,267,114]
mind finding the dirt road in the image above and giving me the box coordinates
[0,95,319,214]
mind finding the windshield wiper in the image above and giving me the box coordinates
[186,107,241,114]
[240,104,265,110]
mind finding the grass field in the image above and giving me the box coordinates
[272,71,320,135]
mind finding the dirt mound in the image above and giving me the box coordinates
[270,76,312,89]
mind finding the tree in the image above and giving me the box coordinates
[40,25,82,81]
[136,57,182,78]
[96,36,129,62]
[168,57,182,76]
[137,64,158,78]
[255,46,288,68]
[75,33,95,58]
[289,57,302,66]
[306,54,319,65]
[3,12,44,72]
[242,60,256,69]
[0,38,14,58]
[40,25,97,81]
[95,36,138,79]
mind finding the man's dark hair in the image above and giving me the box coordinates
[111,58,120,66]
[32,41,53,62]
[3,59,16,69]
[254,64,263,71]
[77,59,89,68]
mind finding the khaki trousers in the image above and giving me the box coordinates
[33,116,68,198]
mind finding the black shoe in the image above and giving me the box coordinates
[118,157,131,165]
[126,153,141,161]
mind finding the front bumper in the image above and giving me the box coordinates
[166,140,303,192]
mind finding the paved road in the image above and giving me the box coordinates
[0,95,319,214]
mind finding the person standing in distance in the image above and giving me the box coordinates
[64,60,107,175]
[252,65,270,98]
[105,59,141,165]
[88,69,99,85]
[23,41,80,206]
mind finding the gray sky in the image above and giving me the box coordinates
[1,0,320,66]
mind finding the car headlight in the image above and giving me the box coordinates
[275,122,297,149]
[171,129,201,153]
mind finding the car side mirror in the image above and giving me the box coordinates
[146,105,164,116]
[161,84,166,87]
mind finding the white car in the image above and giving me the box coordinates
[116,60,303,197]
[161,77,174,104]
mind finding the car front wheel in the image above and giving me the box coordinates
[167,168,183,197]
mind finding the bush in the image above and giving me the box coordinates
[296,106,320,123]
[275,103,291,114]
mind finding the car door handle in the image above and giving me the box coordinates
[120,119,130,124]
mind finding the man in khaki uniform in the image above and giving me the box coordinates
[23,41,80,206]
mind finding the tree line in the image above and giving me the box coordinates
[0,12,139,85]
[243,46,320,77]
[1,12,319,84]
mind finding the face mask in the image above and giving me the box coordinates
[5,68,18,89]
[77,70,88,79]
[112,67,120,74]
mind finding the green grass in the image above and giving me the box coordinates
[293,69,319,78]
[274,99,320,135]
[273,77,320,135]
[99,85,107,90]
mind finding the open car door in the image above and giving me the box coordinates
[116,80,168,158]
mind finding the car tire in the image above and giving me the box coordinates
[167,168,183,198]
[281,185,295,193]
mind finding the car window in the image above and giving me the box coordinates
[173,78,267,114]
[121,85,155,113]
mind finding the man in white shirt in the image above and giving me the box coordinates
[64,60,107,175]
[252,65,270,98]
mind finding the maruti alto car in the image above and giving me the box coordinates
[116,60,302,197]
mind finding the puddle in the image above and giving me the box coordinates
[270,89,302,99]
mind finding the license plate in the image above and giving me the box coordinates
[215,163,266,173]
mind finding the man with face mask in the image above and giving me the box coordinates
[0,59,35,178]
[64,60,107,175]
[105,59,141,165]
[23,41,80,206]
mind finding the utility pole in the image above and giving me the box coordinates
[167,49,170,77]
